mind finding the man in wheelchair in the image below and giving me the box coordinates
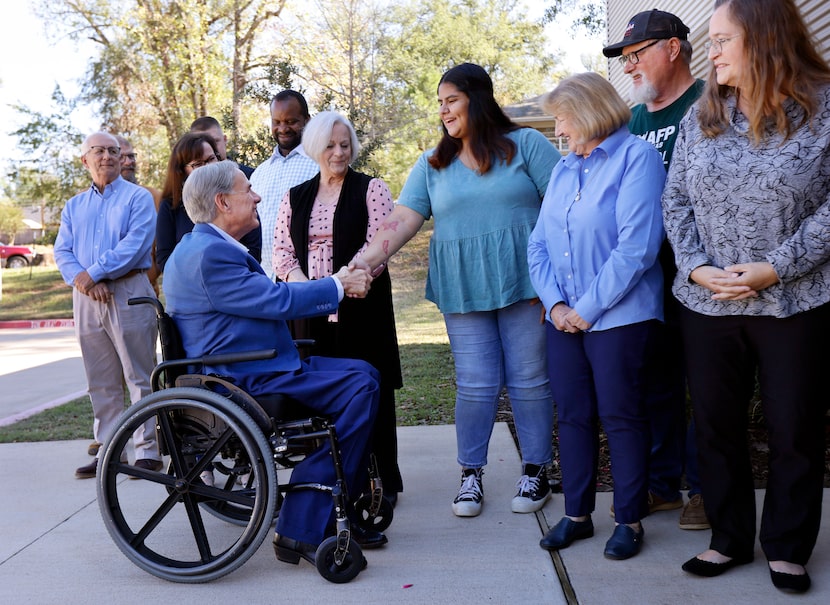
[163,160,388,569]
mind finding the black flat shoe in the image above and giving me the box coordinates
[770,568,811,593]
[273,534,317,565]
[603,524,644,560]
[539,516,594,551]
[682,554,753,577]
[347,524,388,549]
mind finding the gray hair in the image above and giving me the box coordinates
[81,131,118,155]
[182,160,239,224]
[301,111,360,165]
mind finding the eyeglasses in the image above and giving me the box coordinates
[85,145,121,158]
[618,39,661,66]
[186,154,218,169]
[120,153,137,161]
[704,34,742,54]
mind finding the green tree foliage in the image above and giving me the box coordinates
[0,202,26,243]
[4,87,88,221]
[37,0,288,147]
[15,0,561,199]
[544,1,605,37]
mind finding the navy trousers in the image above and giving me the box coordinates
[240,356,379,545]
[546,321,654,524]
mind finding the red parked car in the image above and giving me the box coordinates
[0,242,42,268]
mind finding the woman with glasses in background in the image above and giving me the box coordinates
[156,133,262,272]
[663,0,830,593]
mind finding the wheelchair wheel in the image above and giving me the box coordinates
[353,493,394,532]
[97,387,278,583]
[315,536,365,583]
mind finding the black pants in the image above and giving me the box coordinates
[680,304,828,564]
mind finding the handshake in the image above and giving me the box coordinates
[334,257,381,299]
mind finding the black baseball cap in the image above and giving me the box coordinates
[603,9,690,57]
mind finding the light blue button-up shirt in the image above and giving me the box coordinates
[54,176,156,285]
[528,126,666,331]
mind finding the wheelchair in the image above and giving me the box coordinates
[96,297,393,584]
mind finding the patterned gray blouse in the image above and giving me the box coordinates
[662,85,830,318]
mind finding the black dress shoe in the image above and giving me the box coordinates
[539,517,594,551]
[273,534,317,565]
[770,567,811,593]
[129,458,164,480]
[682,554,753,577]
[603,524,644,560]
[75,459,98,479]
[347,524,388,549]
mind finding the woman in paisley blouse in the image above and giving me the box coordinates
[662,0,830,593]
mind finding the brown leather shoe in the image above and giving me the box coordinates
[87,441,102,456]
[129,458,164,480]
[678,494,710,530]
[75,459,98,479]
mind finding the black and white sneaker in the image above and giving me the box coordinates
[452,468,484,517]
[511,464,552,513]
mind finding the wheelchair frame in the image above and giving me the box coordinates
[96,297,391,583]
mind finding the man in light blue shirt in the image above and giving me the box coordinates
[250,90,319,280]
[54,131,161,479]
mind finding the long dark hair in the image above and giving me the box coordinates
[699,0,830,143]
[429,63,520,174]
[161,133,219,209]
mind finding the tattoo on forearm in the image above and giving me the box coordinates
[382,240,390,256]
[381,221,399,231]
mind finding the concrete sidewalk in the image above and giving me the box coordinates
[1,425,828,604]
[1,326,828,603]
[0,425,565,604]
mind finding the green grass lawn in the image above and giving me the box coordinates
[0,265,74,320]
[0,223,456,443]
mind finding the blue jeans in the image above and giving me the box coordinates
[444,300,553,469]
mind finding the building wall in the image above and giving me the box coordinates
[607,0,830,104]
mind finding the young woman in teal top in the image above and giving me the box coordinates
[354,63,561,517]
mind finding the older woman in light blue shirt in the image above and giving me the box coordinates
[529,72,666,561]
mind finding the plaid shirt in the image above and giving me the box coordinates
[250,144,319,280]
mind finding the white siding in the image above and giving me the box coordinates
[607,0,830,105]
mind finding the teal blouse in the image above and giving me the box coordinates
[398,128,560,313]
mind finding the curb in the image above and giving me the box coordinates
[0,319,74,329]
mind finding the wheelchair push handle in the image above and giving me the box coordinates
[128,296,164,316]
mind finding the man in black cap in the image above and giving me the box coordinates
[604,9,709,532]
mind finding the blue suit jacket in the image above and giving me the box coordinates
[163,223,340,379]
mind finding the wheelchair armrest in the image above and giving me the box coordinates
[151,349,278,391]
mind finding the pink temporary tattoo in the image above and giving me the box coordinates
[381,221,399,231]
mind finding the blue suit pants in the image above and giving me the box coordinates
[240,356,380,545]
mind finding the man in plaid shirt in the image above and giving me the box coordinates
[251,90,319,280]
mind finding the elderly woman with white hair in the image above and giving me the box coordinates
[273,111,403,504]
